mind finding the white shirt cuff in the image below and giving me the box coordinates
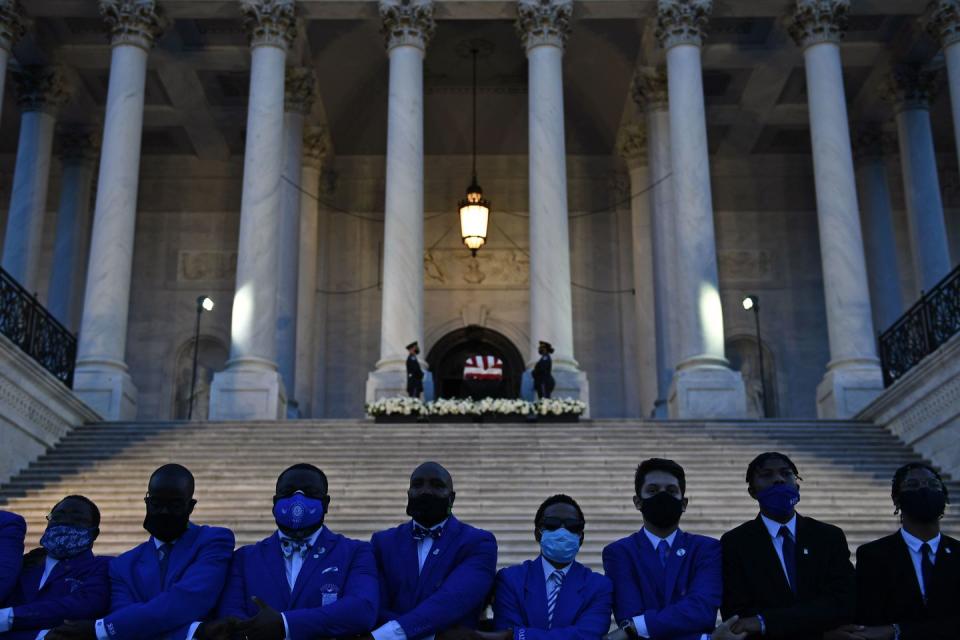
[281,612,291,640]
[36,632,50,640]
[701,635,709,640]
[0,608,12,633]
[372,620,408,640]
[95,619,109,640]
[186,621,203,640]
[631,615,649,639]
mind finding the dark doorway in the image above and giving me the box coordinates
[427,326,525,400]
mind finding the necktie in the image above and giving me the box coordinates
[158,542,174,584]
[779,526,797,595]
[412,523,443,541]
[280,537,309,559]
[546,570,564,629]
[920,542,934,603]
[657,540,670,568]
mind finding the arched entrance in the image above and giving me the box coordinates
[427,326,525,400]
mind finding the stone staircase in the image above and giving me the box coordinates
[1,419,957,569]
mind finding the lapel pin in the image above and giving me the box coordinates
[313,554,320,559]
[803,548,809,556]
[946,547,952,555]
[432,548,440,555]
[676,548,686,557]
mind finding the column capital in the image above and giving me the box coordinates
[928,0,960,49]
[631,67,669,111]
[851,124,896,161]
[58,126,101,163]
[379,0,435,52]
[303,126,329,170]
[617,123,648,167]
[240,0,296,50]
[285,66,316,114]
[98,0,165,50]
[12,65,70,114]
[789,0,849,49]
[0,0,27,53]
[656,0,712,49]
[516,0,573,52]
[883,65,940,113]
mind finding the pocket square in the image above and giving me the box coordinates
[321,566,339,574]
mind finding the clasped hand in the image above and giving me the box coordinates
[201,597,286,640]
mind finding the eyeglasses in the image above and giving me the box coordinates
[144,494,193,514]
[539,518,585,534]
[900,479,944,492]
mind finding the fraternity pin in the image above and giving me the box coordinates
[803,548,809,556]
[676,548,686,557]
[433,548,440,555]
[946,547,953,554]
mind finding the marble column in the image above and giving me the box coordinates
[2,66,69,292]
[789,0,882,418]
[48,128,99,331]
[295,127,327,418]
[365,0,435,402]
[657,0,745,418]
[852,126,903,333]
[886,65,952,292]
[74,0,163,420]
[928,1,960,181]
[209,0,296,420]
[618,124,658,418]
[516,0,589,405]
[0,1,26,127]
[632,66,677,418]
[276,66,315,418]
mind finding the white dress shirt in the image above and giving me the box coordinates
[760,513,797,589]
[0,556,61,639]
[631,529,678,639]
[900,528,940,600]
[371,519,448,640]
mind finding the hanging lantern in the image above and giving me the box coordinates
[458,47,491,256]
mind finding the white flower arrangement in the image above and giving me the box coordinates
[366,396,585,418]
[533,397,587,416]
[365,397,426,416]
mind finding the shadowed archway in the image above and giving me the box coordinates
[426,325,525,399]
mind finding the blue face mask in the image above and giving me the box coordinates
[41,525,96,560]
[540,527,581,564]
[756,484,800,520]
[273,492,325,532]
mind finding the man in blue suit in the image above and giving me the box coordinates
[486,494,612,640]
[0,496,110,640]
[205,463,379,640]
[48,464,234,640]
[603,458,735,640]
[370,461,497,640]
[0,510,26,604]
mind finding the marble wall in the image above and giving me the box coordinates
[1,148,958,421]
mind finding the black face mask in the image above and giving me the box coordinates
[640,492,684,528]
[899,488,946,523]
[406,494,450,528]
[143,512,190,543]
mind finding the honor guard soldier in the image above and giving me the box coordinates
[406,342,424,399]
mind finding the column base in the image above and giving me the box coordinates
[72,364,138,421]
[668,364,747,419]
[816,361,883,419]
[365,367,434,403]
[209,361,287,421]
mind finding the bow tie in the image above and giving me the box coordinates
[279,537,310,559]
[412,523,443,541]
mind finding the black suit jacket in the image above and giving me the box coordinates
[720,514,855,639]
[856,531,960,640]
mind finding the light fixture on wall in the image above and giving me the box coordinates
[188,295,214,421]
[459,47,490,256]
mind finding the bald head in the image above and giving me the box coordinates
[410,462,453,491]
[148,464,195,500]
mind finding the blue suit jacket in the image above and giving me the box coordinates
[104,524,234,640]
[0,511,26,604]
[602,530,721,640]
[371,516,497,640]
[216,528,379,640]
[493,557,613,640]
[1,549,110,640]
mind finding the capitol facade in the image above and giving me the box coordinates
[0,0,957,422]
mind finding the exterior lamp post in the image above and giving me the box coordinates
[459,47,490,256]
[188,295,214,420]
[742,294,768,417]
